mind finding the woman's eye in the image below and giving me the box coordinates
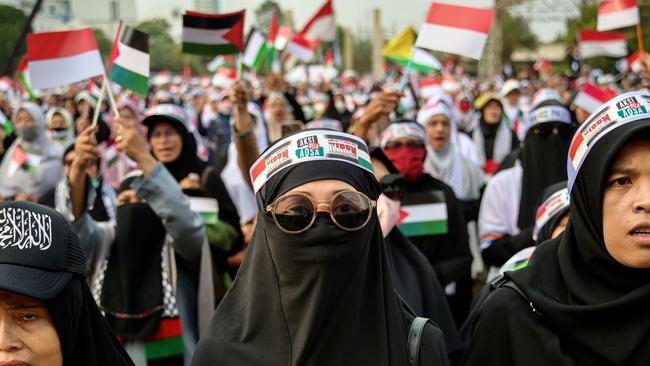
[21,314,38,322]
[611,177,632,186]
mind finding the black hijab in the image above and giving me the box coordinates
[508,121,650,365]
[192,155,415,365]
[148,117,206,183]
[45,277,134,366]
[517,101,575,229]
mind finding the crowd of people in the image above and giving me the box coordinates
[0,51,649,366]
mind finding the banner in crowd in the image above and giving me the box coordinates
[415,2,495,60]
[182,10,245,56]
[578,29,628,58]
[597,0,639,31]
[27,28,104,89]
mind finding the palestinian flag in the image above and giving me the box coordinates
[0,111,12,136]
[206,55,233,72]
[182,10,245,56]
[7,145,42,176]
[108,23,149,96]
[189,197,219,224]
[397,190,448,237]
[242,29,268,71]
[16,56,36,101]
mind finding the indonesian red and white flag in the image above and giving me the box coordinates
[578,30,627,58]
[275,26,292,51]
[573,82,618,114]
[627,50,643,73]
[285,34,319,62]
[418,76,442,100]
[597,0,639,31]
[415,3,495,60]
[299,0,335,42]
[27,28,104,90]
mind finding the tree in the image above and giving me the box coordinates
[0,5,30,76]
[136,19,184,72]
[498,10,537,62]
[255,0,284,34]
[353,38,373,73]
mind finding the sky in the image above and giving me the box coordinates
[135,0,580,43]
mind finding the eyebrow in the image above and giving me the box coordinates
[291,189,350,197]
[608,166,638,176]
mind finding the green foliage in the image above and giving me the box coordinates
[565,0,649,72]
[498,9,538,62]
[353,38,373,73]
[0,5,30,76]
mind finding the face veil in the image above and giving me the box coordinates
[192,131,413,366]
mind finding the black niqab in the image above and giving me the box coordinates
[517,118,575,229]
[100,203,167,338]
[508,122,650,364]
[192,156,444,365]
[45,277,134,366]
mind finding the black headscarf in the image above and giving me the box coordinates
[534,181,569,245]
[508,122,650,365]
[45,277,134,366]
[193,153,424,364]
[517,101,575,229]
[148,117,206,183]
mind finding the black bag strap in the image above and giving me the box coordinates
[491,275,542,316]
[407,317,429,366]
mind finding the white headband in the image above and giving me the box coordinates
[250,130,374,193]
[568,91,650,192]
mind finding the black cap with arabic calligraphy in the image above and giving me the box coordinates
[0,201,87,300]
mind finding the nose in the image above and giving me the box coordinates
[0,317,23,352]
[633,180,650,213]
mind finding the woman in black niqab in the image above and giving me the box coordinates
[461,92,650,365]
[45,277,135,366]
[192,130,449,366]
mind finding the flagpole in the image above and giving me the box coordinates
[237,53,243,80]
[637,22,645,53]
[398,48,415,92]
[103,71,120,118]
[91,78,107,128]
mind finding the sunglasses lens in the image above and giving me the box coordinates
[331,192,372,230]
[273,195,315,232]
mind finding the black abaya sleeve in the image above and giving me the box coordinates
[460,288,576,366]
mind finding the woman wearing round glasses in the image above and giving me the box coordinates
[192,129,449,366]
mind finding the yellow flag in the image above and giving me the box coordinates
[382,26,416,62]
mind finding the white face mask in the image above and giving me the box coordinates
[377,193,402,238]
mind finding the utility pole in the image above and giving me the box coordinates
[372,8,385,79]
[3,0,44,76]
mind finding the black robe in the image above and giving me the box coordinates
[403,174,473,326]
